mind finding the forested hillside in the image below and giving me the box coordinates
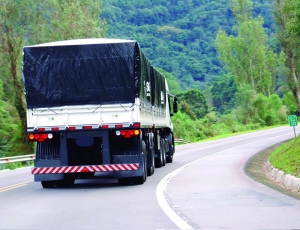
[102,0,274,90]
[1,0,299,160]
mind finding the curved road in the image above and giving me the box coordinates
[0,126,299,229]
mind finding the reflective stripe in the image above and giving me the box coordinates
[31,164,140,174]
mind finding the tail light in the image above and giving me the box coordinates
[28,133,54,142]
[115,130,140,138]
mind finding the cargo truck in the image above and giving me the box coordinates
[22,39,178,188]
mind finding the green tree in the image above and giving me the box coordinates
[0,0,106,155]
[158,68,182,95]
[0,0,39,154]
[178,89,208,119]
[274,0,300,107]
[282,91,298,114]
[264,94,286,125]
[103,0,275,90]
[0,81,17,157]
[179,100,197,120]
[211,74,236,113]
[215,0,278,96]
[234,84,257,124]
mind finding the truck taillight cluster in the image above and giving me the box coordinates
[115,130,140,138]
[28,133,53,142]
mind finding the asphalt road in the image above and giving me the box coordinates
[0,126,299,229]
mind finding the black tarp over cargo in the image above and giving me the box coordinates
[22,39,166,109]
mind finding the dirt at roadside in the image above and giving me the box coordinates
[244,141,300,200]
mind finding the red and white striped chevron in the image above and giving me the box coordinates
[32,164,139,174]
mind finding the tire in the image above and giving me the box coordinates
[155,148,163,168]
[147,146,155,176]
[64,174,75,186]
[134,147,147,185]
[165,134,174,163]
[155,138,164,168]
[151,147,155,175]
[166,151,173,163]
[161,139,166,166]
[41,181,55,188]
[120,141,147,185]
[134,163,147,185]
[76,172,94,179]
[118,178,131,185]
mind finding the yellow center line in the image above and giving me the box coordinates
[0,180,33,193]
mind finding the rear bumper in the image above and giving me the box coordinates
[33,154,144,181]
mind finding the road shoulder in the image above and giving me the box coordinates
[244,141,300,200]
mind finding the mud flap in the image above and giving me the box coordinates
[113,154,144,178]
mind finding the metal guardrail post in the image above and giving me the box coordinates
[174,139,191,144]
[0,154,35,170]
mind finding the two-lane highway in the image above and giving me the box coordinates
[0,126,299,229]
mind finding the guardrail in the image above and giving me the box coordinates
[0,154,35,170]
[174,139,191,144]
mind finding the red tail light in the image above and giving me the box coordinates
[116,130,140,138]
[133,123,140,128]
[28,133,54,142]
[28,134,35,140]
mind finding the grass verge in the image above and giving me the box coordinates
[269,136,300,178]
[245,141,300,200]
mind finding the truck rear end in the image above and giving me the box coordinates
[23,39,176,188]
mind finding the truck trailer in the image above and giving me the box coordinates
[22,39,178,188]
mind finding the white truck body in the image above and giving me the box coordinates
[23,39,177,188]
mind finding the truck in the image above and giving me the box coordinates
[22,38,178,188]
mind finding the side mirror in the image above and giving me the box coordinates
[173,96,178,114]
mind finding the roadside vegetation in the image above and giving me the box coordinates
[269,136,300,178]
[0,0,299,179]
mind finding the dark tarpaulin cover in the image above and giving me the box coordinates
[23,39,166,109]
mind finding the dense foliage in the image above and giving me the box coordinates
[274,0,300,108]
[102,0,274,90]
[270,135,300,177]
[0,0,106,156]
[172,0,289,141]
[1,0,299,160]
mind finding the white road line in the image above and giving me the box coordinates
[156,132,292,229]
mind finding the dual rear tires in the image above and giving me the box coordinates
[165,134,174,163]
[147,140,155,176]
[41,174,75,188]
[155,138,166,168]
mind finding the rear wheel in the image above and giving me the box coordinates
[63,174,75,186]
[165,134,174,163]
[119,141,147,185]
[155,148,163,168]
[41,181,55,188]
[155,138,165,168]
[166,150,173,163]
[147,145,155,176]
[75,172,94,179]
[134,142,147,185]
[118,178,131,185]
[162,139,166,166]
